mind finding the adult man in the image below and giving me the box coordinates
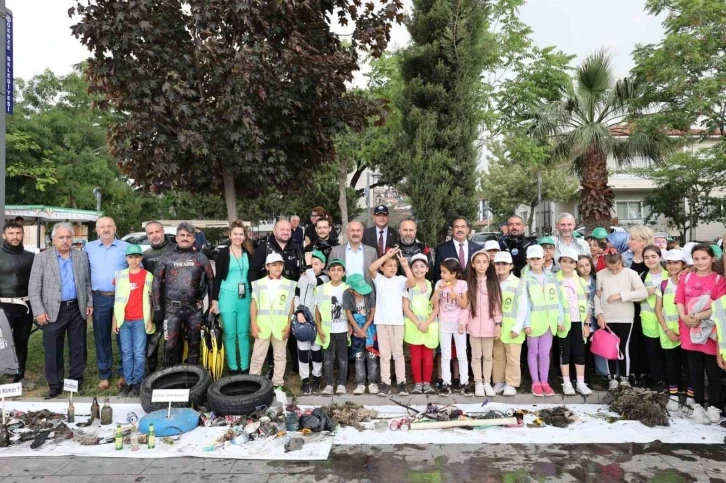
[553,213,591,260]
[29,223,92,399]
[142,221,176,374]
[304,217,340,262]
[397,218,432,275]
[329,221,378,286]
[84,217,129,391]
[363,205,397,257]
[152,222,215,367]
[498,215,537,277]
[0,222,35,388]
[290,215,304,247]
[194,226,208,252]
[434,217,482,282]
[304,207,328,247]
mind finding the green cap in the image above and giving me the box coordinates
[346,273,372,295]
[328,258,346,270]
[311,250,326,265]
[711,244,723,260]
[592,227,608,239]
[573,231,583,238]
[125,244,143,256]
[538,236,555,246]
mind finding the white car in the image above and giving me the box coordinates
[122,227,177,252]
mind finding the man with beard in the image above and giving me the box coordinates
[553,213,591,260]
[329,221,378,286]
[498,215,537,277]
[304,217,339,262]
[397,218,432,277]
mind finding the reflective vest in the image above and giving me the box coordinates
[657,278,680,349]
[251,277,296,340]
[499,275,524,344]
[710,295,726,359]
[113,269,154,333]
[522,271,560,338]
[641,270,668,338]
[555,271,588,339]
[314,282,349,350]
[404,281,440,349]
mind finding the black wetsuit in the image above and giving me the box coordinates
[142,237,176,373]
[0,242,34,380]
[499,235,538,278]
[398,240,433,278]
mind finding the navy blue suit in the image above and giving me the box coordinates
[433,239,483,282]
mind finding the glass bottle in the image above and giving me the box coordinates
[147,423,155,449]
[67,399,75,423]
[100,397,113,425]
[90,396,100,420]
[114,424,123,450]
[130,423,139,451]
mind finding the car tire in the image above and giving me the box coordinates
[140,364,212,413]
[206,375,275,416]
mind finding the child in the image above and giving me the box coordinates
[577,255,609,378]
[556,248,592,396]
[640,245,668,391]
[343,273,379,395]
[540,236,560,275]
[484,240,501,260]
[492,251,525,396]
[315,259,349,395]
[403,254,439,395]
[461,250,502,397]
[368,248,416,396]
[521,245,563,397]
[250,253,297,390]
[295,250,329,394]
[112,244,154,397]
[655,249,687,411]
[433,258,470,396]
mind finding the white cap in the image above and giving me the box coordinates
[484,240,500,251]
[265,253,284,265]
[683,242,697,254]
[527,245,544,259]
[557,247,579,262]
[410,253,429,265]
[664,249,686,262]
[494,251,513,264]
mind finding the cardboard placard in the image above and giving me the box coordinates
[0,382,22,398]
[152,389,190,403]
[63,379,79,393]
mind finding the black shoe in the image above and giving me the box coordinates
[118,384,131,397]
[301,378,312,395]
[378,383,390,396]
[44,388,61,400]
[650,380,667,393]
[641,374,653,389]
[311,376,321,393]
[462,382,474,396]
[452,378,461,391]
[439,383,452,397]
[397,382,408,395]
[240,368,249,375]
[435,379,444,392]
[129,384,140,397]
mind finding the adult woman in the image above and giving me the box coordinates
[211,221,253,374]
[626,225,655,386]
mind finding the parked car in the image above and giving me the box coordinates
[471,232,500,244]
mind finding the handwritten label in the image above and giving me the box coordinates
[63,379,78,392]
[0,383,22,398]
[152,389,190,403]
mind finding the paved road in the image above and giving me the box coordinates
[0,443,724,482]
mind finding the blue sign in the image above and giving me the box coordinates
[5,8,12,115]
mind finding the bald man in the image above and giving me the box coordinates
[328,221,378,287]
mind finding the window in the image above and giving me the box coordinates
[616,201,648,222]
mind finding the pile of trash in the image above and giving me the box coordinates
[323,402,377,431]
[535,406,579,428]
[605,386,669,427]
[1,409,73,449]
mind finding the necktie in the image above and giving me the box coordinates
[378,230,385,257]
[458,243,465,268]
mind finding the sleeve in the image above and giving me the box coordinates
[83,253,93,308]
[553,278,564,323]
[314,285,323,309]
[251,282,259,302]
[457,280,468,294]
[152,258,165,315]
[211,249,225,301]
[674,276,686,304]
[458,307,470,327]
[367,290,376,307]
[398,276,408,294]
[620,271,648,302]
[248,246,266,283]
[342,291,356,311]
[713,275,726,300]
[28,254,47,317]
[594,275,604,317]
[204,258,215,301]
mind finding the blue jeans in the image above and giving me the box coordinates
[92,293,123,380]
[119,320,147,385]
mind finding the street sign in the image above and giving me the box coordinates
[5,7,12,115]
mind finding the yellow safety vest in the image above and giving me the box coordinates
[404,281,440,349]
[251,277,296,340]
[657,278,680,349]
[113,269,154,333]
[556,271,588,339]
[522,271,560,338]
[710,295,726,359]
[499,275,525,344]
[314,282,349,349]
[641,270,669,339]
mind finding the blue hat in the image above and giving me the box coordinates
[374,205,389,215]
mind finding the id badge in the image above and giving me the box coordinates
[238,283,246,299]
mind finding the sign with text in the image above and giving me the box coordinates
[152,389,190,403]
[0,382,22,398]
[63,379,78,393]
[5,8,12,115]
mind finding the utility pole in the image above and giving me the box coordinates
[0,1,9,220]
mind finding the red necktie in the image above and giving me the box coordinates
[378,230,384,257]
[458,243,465,268]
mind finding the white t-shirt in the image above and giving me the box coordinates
[373,274,408,325]
[315,283,347,333]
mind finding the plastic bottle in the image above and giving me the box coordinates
[90,396,100,420]
[101,397,113,425]
[67,400,75,423]
[114,424,123,450]
[147,423,155,449]
[130,423,139,451]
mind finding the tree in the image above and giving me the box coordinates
[531,50,674,232]
[70,0,403,223]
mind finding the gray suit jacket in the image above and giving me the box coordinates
[29,248,92,322]
[328,243,378,287]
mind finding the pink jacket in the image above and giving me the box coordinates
[460,276,502,337]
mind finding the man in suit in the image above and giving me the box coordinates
[329,221,378,287]
[29,222,93,399]
[433,216,482,282]
[363,205,397,257]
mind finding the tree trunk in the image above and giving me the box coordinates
[579,147,614,233]
[222,166,238,224]
[337,160,349,245]
[527,201,536,235]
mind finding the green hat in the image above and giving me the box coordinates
[125,244,143,256]
[573,231,583,238]
[538,236,555,246]
[592,227,608,239]
[311,250,326,265]
[328,258,346,270]
[711,244,723,260]
[346,273,372,295]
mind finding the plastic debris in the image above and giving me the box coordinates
[536,407,579,428]
[605,386,669,427]
[323,402,375,431]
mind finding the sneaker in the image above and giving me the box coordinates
[397,382,408,395]
[423,383,436,395]
[666,396,680,412]
[462,383,474,396]
[562,381,576,396]
[608,378,619,391]
[493,382,506,395]
[690,404,711,424]
[117,377,127,390]
[411,383,423,395]
[503,384,517,396]
[301,378,312,395]
[321,385,334,395]
[686,397,696,409]
[474,382,485,397]
[706,406,722,424]
[452,378,461,391]
[377,383,390,396]
[541,383,555,397]
[619,378,631,388]
[483,383,495,397]
[650,380,667,393]
[353,384,366,395]
[336,385,346,395]
[531,382,544,397]
[439,383,452,397]
[129,384,140,397]
[118,384,131,397]
[368,383,379,395]
[575,382,592,396]
[310,376,321,393]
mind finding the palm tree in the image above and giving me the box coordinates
[531,49,674,232]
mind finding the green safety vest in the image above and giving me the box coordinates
[710,295,726,359]
[555,271,588,339]
[314,282,349,350]
[641,270,669,338]
[499,276,524,344]
[251,277,296,340]
[404,281,440,349]
[522,272,560,338]
[113,269,154,333]
[657,278,680,350]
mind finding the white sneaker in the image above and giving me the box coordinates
[576,382,592,396]
[608,378,619,390]
[706,406,722,424]
[666,396,680,412]
[474,382,485,397]
[493,382,506,394]
[483,383,496,397]
[353,384,365,395]
[686,397,696,409]
[368,383,379,395]
[336,384,346,395]
[690,404,711,424]
[503,385,517,396]
[321,385,334,395]
[562,381,576,396]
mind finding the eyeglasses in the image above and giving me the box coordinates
[542,246,555,251]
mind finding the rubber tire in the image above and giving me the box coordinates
[140,364,212,413]
[206,375,275,416]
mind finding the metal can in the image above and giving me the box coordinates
[126,412,138,424]
[389,419,400,431]
[399,419,410,432]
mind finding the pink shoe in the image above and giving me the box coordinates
[541,383,555,397]
[532,382,544,397]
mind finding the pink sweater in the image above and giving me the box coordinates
[460,276,503,337]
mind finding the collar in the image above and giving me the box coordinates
[268,275,282,280]
[56,249,72,260]
[97,238,118,248]
[346,243,362,251]
[377,226,388,234]
[151,237,170,250]
[2,241,24,254]
[454,239,468,247]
